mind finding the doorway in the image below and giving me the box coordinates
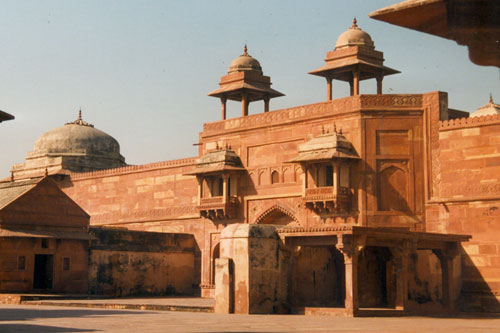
[33,254,54,290]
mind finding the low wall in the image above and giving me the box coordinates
[89,227,196,296]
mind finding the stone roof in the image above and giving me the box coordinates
[0,178,40,210]
[288,128,359,163]
[185,149,245,175]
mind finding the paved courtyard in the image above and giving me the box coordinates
[1,304,500,332]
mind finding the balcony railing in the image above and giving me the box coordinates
[304,186,350,213]
[199,196,239,219]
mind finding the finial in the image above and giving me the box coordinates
[243,44,248,55]
[333,122,337,133]
[490,93,493,104]
[321,125,325,134]
[339,127,343,135]
[44,168,48,177]
[65,108,94,127]
[216,142,219,150]
[351,17,358,28]
[10,171,14,182]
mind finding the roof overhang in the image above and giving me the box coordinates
[0,110,14,123]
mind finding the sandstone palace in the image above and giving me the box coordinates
[1,8,500,317]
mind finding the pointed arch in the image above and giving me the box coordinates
[254,204,300,225]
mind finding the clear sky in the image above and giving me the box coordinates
[1,0,499,177]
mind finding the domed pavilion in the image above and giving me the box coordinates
[208,45,284,119]
[11,110,126,180]
[309,18,400,99]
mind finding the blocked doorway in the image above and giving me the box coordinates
[291,246,345,307]
[33,254,53,290]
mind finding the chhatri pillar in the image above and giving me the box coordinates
[309,18,400,99]
[208,45,284,119]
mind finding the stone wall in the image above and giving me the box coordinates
[427,116,500,312]
[89,227,197,296]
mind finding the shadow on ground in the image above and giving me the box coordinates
[0,323,97,332]
[0,307,146,322]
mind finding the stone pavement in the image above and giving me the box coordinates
[1,303,500,332]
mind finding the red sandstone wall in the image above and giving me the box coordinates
[428,116,500,311]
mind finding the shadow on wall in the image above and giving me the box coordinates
[461,251,500,313]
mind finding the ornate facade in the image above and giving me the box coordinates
[2,19,500,315]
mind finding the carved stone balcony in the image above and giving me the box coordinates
[199,196,239,219]
[304,186,350,213]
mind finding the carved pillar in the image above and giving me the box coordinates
[376,76,383,95]
[353,69,360,96]
[264,95,270,112]
[349,78,354,96]
[326,76,333,101]
[241,92,249,116]
[336,235,360,316]
[390,244,410,312]
[221,96,227,120]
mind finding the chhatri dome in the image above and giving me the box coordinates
[335,18,375,49]
[309,18,399,99]
[227,45,263,74]
[11,110,126,180]
[208,45,284,120]
[471,94,500,117]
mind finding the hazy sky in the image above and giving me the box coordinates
[1,0,499,177]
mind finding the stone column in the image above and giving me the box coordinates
[336,235,359,316]
[264,95,270,112]
[241,92,249,116]
[302,165,308,197]
[333,161,340,195]
[222,174,229,204]
[221,96,227,120]
[353,69,360,96]
[391,245,410,311]
[326,76,333,100]
[196,176,202,206]
[376,76,383,95]
[434,247,460,313]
